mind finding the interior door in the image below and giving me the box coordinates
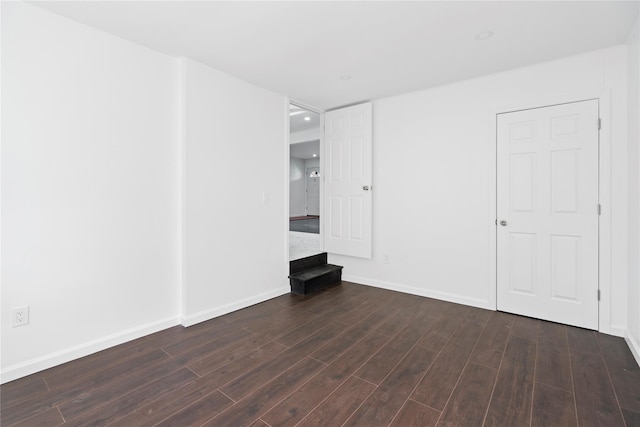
[306,167,320,216]
[497,99,599,330]
[324,102,373,258]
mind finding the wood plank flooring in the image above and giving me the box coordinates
[2,282,639,426]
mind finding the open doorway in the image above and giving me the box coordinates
[289,103,322,260]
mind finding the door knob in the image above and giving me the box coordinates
[363,186,370,191]
[499,220,507,226]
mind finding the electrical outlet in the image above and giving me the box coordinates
[11,306,29,328]
[383,254,391,264]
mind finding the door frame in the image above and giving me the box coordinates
[488,90,613,334]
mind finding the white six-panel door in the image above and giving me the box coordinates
[497,100,599,330]
[324,102,373,259]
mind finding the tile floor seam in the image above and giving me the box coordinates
[348,374,377,387]
[42,376,51,392]
[528,321,540,427]
[56,406,65,424]
[271,319,341,348]
[397,336,443,422]
[388,399,410,426]
[213,341,293,398]
[566,356,580,426]
[354,310,436,388]
[160,348,173,358]
[186,366,202,378]
[430,312,492,426]
[166,389,237,427]
[218,354,319,413]
[309,310,396,364]
[252,356,330,425]
[307,355,326,364]
[289,373,359,427]
[338,375,379,427]
[531,379,578,393]
[289,330,398,427]
[408,398,442,414]
[479,319,515,427]
[560,325,581,427]
[211,357,326,427]
[593,338,628,426]
[387,340,442,427]
[216,387,238,404]
[347,311,448,426]
[65,353,211,423]
[4,408,47,427]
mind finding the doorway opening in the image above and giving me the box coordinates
[289,103,322,260]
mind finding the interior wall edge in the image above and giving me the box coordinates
[0,316,181,384]
[180,286,290,328]
[178,57,188,324]
[625,331,640,367]
[608,325,628,338]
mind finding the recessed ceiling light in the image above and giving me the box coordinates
[313,154,317,157]
[340,75,352,80]
[475,31,494,40]
[304,116,311,121]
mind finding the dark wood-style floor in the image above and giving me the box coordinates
[2,282,640,426]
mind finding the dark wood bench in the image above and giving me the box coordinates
[289,252,343,295]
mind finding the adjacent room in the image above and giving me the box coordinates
[2,1,640,425]
[289,104,322,261]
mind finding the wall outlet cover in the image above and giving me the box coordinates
[11,306,29,327]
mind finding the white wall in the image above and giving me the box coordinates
[2,3,180,382]
[330,46,629,336]
[1,3,290,383]
[290,158,306,216]
[181,58,288,326]
[627,17,640,363]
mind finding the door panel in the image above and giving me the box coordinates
[497,99,599,330]
[324,103,372,258]
[551,150,579,213]
[550,235,580,301]
[509,232,537,295]
[510,153,536,212]
[329,196,343,238]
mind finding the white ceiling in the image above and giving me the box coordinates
[290,105,321,134]
[31,1,639,111]
[290,140,320,160]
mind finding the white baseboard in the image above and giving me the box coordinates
[604,325,626,338]
[181,286,290,327]
[1,316,180,384]
[1,287,291,384]
[625,331,640,368]
[341,274,493,311]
